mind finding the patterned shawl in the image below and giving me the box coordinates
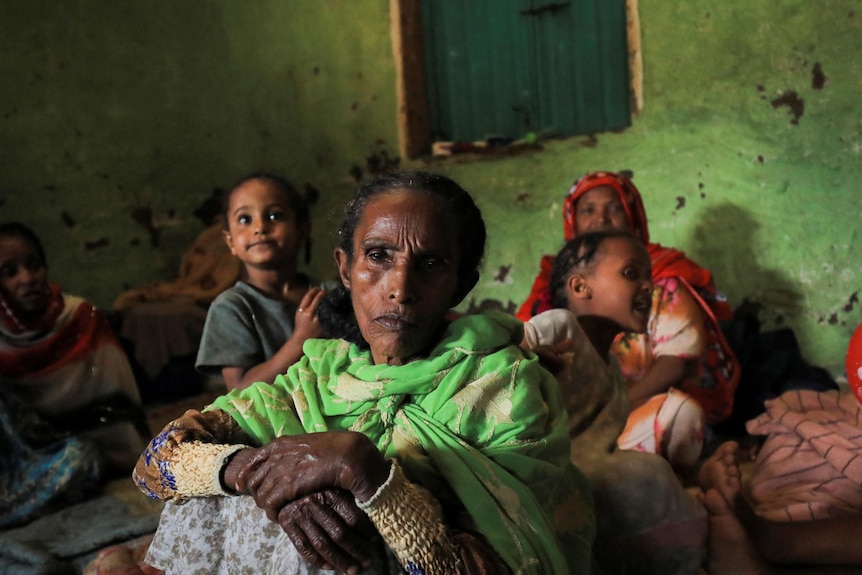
[0,291,140,415]
[209,311,594,574]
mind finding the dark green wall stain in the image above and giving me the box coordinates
[771,91,805,125]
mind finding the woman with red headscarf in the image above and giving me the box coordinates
[0,222,148,528]
[517,171,739,470]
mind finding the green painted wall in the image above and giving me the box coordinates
[0,0,399,308]
[2,1,860,375]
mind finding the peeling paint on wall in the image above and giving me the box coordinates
[817,290,860,327]
[494,264,512,283]
[463,297,517,315]
[349,144,401,182]
[304,183,320,205]
[131,207,159,247]
[366,146,400,174]
[811,62,827,90]
[84,237,108,250]
[770,90,805,125]
[193,188,224,226]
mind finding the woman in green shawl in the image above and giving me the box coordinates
[133,171,595,575]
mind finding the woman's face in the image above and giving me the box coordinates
[575,185,632,235]
[336,189,464,366]
[0,235,50,317]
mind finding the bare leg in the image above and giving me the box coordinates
[700,441,862,575]
[699,441,770,575]
[751,507,862,568]
[704,488,770,575]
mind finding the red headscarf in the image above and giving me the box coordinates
[562,171,650,244]
[0,282,65,336]
[516,171,733,322]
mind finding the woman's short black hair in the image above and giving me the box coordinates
[0,222,47,268]
[320,171,486,346]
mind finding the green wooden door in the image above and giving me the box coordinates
[422,0,630,143]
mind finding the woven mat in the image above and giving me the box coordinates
[0,478,163,575]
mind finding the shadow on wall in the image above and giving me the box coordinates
[688,202,803,326]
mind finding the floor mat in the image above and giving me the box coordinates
[0,478,163,575]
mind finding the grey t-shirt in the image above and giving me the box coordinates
[195,280,335,378]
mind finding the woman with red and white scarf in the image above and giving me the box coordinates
[0,222,146,527]
[517,171,740,472]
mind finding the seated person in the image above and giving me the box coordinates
[700,324,862,575]
[518,171,740,471]
[133,171,594,574]
[701,430,862,575]
[0,222,146,527]
[195,172,334,391]
[522,231,707,575]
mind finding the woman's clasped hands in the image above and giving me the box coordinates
[225,431,391,573]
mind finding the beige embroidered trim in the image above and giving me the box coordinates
[356,460,462,574]
[170,442,250,497]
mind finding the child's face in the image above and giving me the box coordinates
[575,186,631,235]
[223,178,307,270]
[579,236,653,333]
[0,235,50,318]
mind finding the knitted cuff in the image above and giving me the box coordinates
[356,460,462,575]
[170,442,250,497]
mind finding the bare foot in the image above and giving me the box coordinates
[704,488,769,575]
[699,441,741,504]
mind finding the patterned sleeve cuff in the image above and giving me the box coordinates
[356,460,462,574]
[170,442,250,497]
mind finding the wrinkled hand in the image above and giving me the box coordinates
[229,431,390,523]
[278,488,377,574]
[292,286,326,340]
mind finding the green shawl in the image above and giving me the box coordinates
[209,311,594,574]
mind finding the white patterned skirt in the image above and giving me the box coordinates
[146,496,403,575]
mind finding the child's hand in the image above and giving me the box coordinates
[294,286,326,340]
[531,338,574,375]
